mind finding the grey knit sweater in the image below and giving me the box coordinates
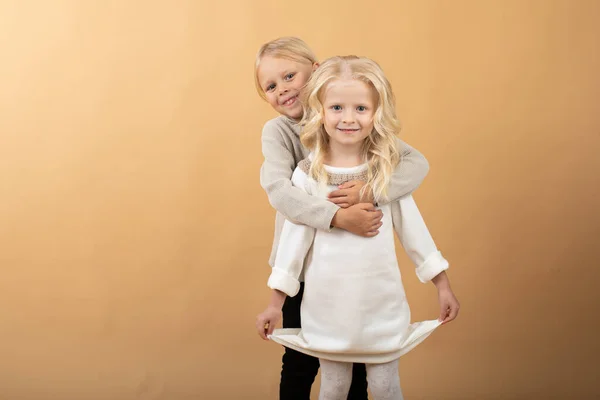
[260,115,430,267]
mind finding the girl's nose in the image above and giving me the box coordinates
[342,110,355,123]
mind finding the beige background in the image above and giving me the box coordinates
[1,1,599,399]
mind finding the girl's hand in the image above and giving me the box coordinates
[437,287,460,324]
[255,306,282,340]
[328,180,374,208]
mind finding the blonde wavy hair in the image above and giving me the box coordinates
[254,37,318,100]
[300,55,402,202]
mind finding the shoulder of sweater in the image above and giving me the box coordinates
[263,115,294,133]
[262,115,298,137]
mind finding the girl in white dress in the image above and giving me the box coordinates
[256,55,460,400]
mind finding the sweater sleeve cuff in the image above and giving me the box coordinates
[324,203,340,232]
[416,251,449,283]
[267,268,301,297]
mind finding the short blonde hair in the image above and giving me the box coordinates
[300,55,401,202]
[254,37,318,100]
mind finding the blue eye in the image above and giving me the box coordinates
[285,73,295,80]
[357,106,367,112]
[266,83,275,92]
[332,105,342,111]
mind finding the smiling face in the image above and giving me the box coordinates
[257,55,315,120]
[321,78,377,150]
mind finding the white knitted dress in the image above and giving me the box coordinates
[267,157,449,364]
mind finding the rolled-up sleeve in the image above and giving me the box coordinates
[391,195,449,283]
[266,168,317,296]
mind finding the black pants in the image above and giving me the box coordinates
[279,283,368,400]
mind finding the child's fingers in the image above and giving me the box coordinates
[358,203,376,211]
[329,195,348,204]
[256,325,266,340]
[442,302,460,324]
[439,304,449,323]
[267,322,276,337]
[443,312,455,324]
[446,303,460,323]
[370,210,383,220]
[369,212,383,225]
[329,189,349,198]
[259,321,270,340]
[338,181,358,190]
[371,221,383,230]
[256,316,269,340]
[442,313,451,324]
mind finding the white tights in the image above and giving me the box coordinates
[318,358,403,400]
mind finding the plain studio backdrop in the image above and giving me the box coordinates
[0,1,599,399]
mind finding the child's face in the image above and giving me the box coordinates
[257,56,315,120]
[322,78,377,149]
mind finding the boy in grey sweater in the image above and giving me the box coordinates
[255,37,429,400]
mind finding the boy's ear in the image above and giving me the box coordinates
[312,62,320,71]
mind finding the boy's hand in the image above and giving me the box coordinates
[255,306,282,340]
[331,203,383,237]
[437,287,460,324]
[328,180,374,208]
